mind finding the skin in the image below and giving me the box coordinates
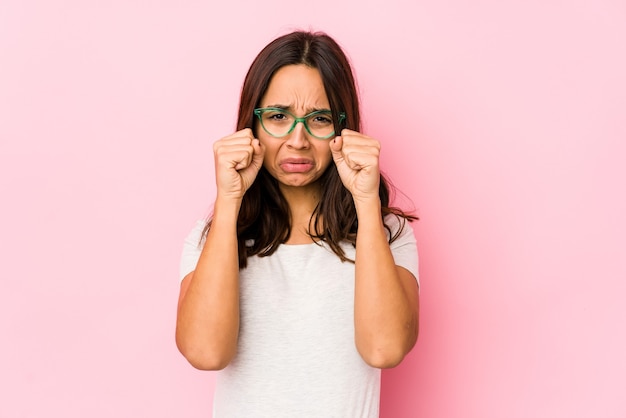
[176,64,419,370]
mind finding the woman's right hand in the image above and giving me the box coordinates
[213,128,265,201]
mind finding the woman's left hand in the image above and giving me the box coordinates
[329,129,381,204]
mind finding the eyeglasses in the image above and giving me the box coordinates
[253,107,347,140]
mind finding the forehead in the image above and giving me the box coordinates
[261,64,330,109]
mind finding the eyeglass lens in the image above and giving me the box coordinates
[258,109,335,139]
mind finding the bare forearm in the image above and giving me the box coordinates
[354,199,419,368]
[176,198,241,370]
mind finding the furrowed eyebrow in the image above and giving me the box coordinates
[263,104,331,114]
[263,104,290,110]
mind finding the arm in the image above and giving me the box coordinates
[175,129,264,370]
[330,130,420,368]
[176,199,241,370]
[353,200,420,368]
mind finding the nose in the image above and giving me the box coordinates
[285,121,310,149]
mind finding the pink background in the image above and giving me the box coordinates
[1,1,625,417]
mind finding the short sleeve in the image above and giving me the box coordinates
[386,215,420,288]
[179,219,208,282]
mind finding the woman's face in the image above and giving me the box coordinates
[256,64,334,192]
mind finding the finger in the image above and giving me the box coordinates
[234,138,264,173]
[214,130,257,163]
[228,127,254,139]
[340,128,359,136]
[233,150,253,171]
[343,151,379,171]
[240,138,262,169]
[340,131,380,149]
[330,135,344,163]
[215,128,255,146]
[340,133,381,163]
[249,139,265,170]
[215,144,254,169]
[216,136,255,149]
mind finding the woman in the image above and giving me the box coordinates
[176,30,419,417]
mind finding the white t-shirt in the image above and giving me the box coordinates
[179,215,419,418]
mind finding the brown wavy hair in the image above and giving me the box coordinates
[205,30,416,268]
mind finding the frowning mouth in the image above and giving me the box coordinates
[279,158,314,173]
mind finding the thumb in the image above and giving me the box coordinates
[329,135,344,163]
[250,139,265,170]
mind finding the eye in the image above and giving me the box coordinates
[309,114,333,126]
[264,111,292,124]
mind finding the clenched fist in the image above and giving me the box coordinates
[330,129,381,204]
[213,128,265,201]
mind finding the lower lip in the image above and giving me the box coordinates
[280,162,314,173]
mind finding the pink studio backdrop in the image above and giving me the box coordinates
[1,1,625,417]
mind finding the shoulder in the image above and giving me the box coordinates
[186,219,208,244]
[383,214,419,285]
[180,219,208,254]
[383,213,414,241]
[179,219,209,281]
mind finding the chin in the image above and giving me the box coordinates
[278,176,319,189]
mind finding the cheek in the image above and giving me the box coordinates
[317,146,333,168]
[259,139,280,166]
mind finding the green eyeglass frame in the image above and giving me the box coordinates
[253,107,347,140]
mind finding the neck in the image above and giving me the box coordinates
[280,183,320,217]
[279,183,321,243]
